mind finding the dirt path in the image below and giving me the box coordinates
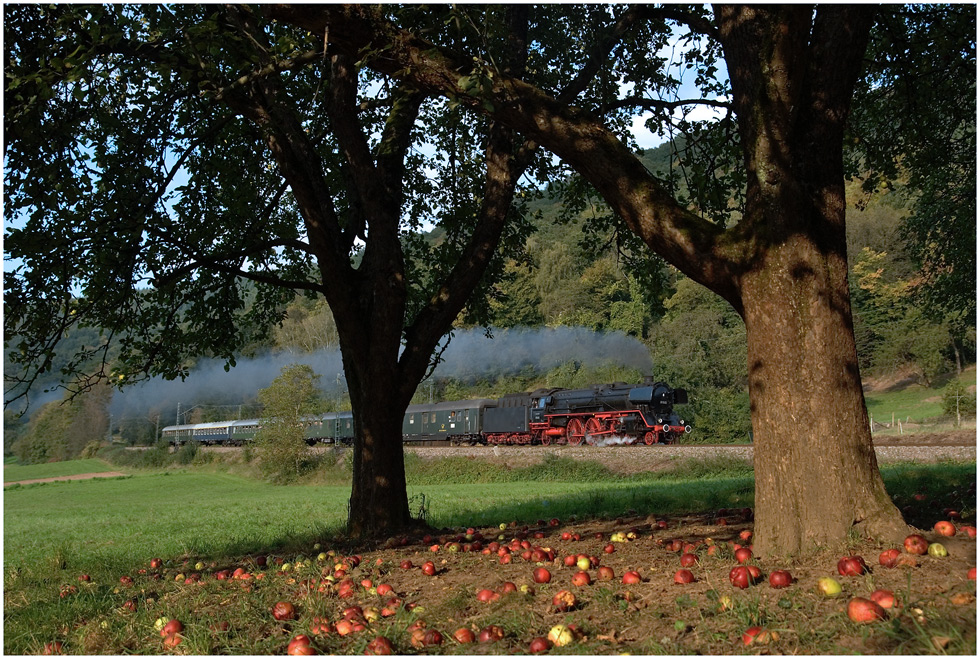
[3,471,129,487]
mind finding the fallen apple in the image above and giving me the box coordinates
[742,626,778,646]
[287,635,315,656]
[934,520,956,537]
[476,588,499,603]
[622,570,642,584]
[904,533,929,555]
[768,569,792,589]
[160,619,183,637]
[869,589,897,609]
[453,628,475,644]
[680,553,698,568]
[728,566,753,589]
[837,555,868,577]
[533,567,551,583]
[597,566,615,581]
[529,637,553,653]
[272,601,297,621]
[879,548,901,568]
[421,561,436,576]
[547,624,574,647]
[847,596,886,623]
[816,577,842,597]
[674,569,695,584]
[478,625,505,643]
[571,571,592,586]
[552,589,577,612]
[927,542,948,558]
[364,636,394,655]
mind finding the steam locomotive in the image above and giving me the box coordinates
[161,378,691,447]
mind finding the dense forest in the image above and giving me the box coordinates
[4,139,975,461]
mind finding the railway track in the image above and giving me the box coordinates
[198,433,974,475]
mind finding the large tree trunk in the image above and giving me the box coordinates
[346,382,413,537]
[741,235,907,555]
[719,5,908,555]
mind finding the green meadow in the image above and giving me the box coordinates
[4,456,973,577]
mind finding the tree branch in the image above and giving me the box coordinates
[267,4,741,307]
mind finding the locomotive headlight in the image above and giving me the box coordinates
[680,420,685,426]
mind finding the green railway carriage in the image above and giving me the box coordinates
[402,399,496,444]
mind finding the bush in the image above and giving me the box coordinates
[174,441,198,465]
[942,381,976,417]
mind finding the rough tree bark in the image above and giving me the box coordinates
[276,4,911,553]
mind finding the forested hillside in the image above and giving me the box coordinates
[4,141,974,459]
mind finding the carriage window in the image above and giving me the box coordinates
[409,414,415,424]
[430,413,436,423]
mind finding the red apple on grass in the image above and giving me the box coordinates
[768,569,792,589]
[529,637,553,653]
[287,635,315,656]
[869,589,897,609]
[837,555,868,576]
[742,626,778,646]
[533,567,551,583]
[729,563,760,586]
[476,588,499,603]
[421,561,436,576]
[571,571,592,586]
[160,620,184,637]
[904,534,929,555]
[364,637,394,655]
[552,589,577,612]
[680,553,698,567]
[674,569,695,584]
[879,548,901,568]
[272,601,296,621]
[847,596,886,623]
[958,525,977,539]
[478,625,505,643]
[934,520,956,537]
[622,570,642,584]
[453,628,475,644]
[597,565,615,581]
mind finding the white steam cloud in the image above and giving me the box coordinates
[111,326,653,423]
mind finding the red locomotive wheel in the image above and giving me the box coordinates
[643,431,658,445]
[584,417,603,445]
[538,431,551,446]
[566,418,585,446]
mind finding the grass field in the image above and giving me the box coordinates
[3,468,757,576]
[3,458,121,482]
[865,366,976,426]
[3,458,975,655]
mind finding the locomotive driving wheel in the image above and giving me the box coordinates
[566,418,585,446]
[643,431,658,445]
[584,417,603,446]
